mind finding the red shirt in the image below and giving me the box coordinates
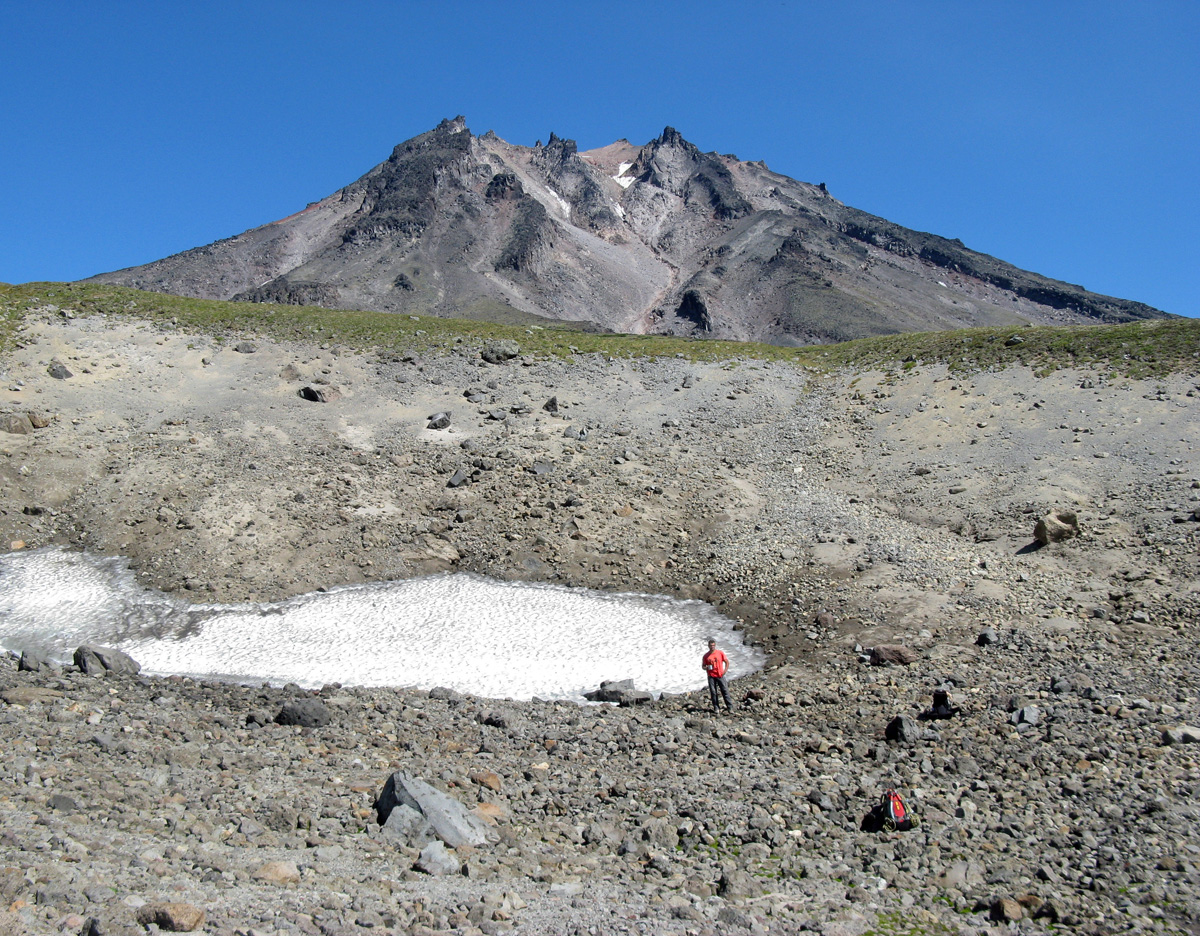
[702,648,728,678]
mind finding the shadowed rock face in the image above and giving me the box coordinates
[86,117,1170,344]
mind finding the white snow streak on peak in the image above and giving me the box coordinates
[545,187,572,218]
[613,161,635,189]
[0,549,763,702]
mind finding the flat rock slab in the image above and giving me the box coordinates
[2,686,64,706]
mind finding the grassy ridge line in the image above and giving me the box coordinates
[2,282,1198,378]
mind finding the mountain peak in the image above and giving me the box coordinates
[655,126,689,147]
[436,115,469,134]
[86,118,1170,344]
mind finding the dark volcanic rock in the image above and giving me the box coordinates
[73,644,140,676]
[275,697,331,727]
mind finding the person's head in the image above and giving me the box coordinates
[708,639,716,650]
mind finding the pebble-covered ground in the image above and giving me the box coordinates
[1,309,1198,935]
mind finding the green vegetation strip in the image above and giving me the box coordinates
[1,282,1196,379]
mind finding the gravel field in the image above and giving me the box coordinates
[1,309,1198,936]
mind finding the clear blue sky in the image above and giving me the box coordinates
[2,1,1196,316]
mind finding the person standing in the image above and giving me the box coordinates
[702,638,734,713]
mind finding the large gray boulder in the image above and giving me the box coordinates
[375,773,498,848]
[73,645,140,676]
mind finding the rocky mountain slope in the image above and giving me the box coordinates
[86,118,1169,345]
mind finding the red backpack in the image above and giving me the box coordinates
[881,789,917,831]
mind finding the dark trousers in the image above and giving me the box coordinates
[707,674,733,711]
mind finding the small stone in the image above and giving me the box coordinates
[990,897,1024,922]
[135,902,206,932]
[252,860,301,885]
[481,340,520,364]
[1034,510,1079,544]
[298,385,341,402]
[470,770,503,792]
[47,363,73,379]
[1010,705,1041,727]
[415,840,461,876]
[869,645,919,666]
[1,414,32,435]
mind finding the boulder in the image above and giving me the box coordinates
[47,363,73,380]
[26,411,50,429]
[717,869,762,900]
[1010,705,1041,728]
[135,903,205,932]
[73,645,140,676]
[869,645,919,666]
[1,414,32,435]
[480,340,520,364]
[275,698,331,728]
[415,840,461,876]
[1162,726,1200,745]
[298,385,341,402]
[233,341,258,353]
[886,714,936,744]
[990,897,1025,922]
[1034,510,1080,544]
[379,803,435,847]
[640,816,679,850]
[427,411,451,430]
[469,770,502,792]
[543,396,558,414]
[17,649,56,673]
[375,772,499,847]
[583,680,652,706]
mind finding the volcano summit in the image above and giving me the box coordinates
[88,117,1168,344]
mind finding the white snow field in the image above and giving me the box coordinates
[0,548,762,701]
